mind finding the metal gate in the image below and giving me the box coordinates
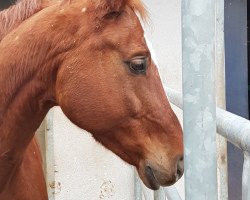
[135,0,250,199]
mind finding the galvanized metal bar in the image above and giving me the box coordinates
[163,83,182,200]
[215,0,228,199]
[153,187,165,200]
[134,170,142,200]
[182,0,218,199]
[164,186,182,200]
[216,108,250,153]
[141,183,153,200]
[164,86,182,108]
[35,121,47,173]
[45,109,56,200]
[166,86,250,199]
[142,191,151,200]
[165,87,250,154]
[242,152,250,200]
[216,134,228,200]
[215,0,226,109]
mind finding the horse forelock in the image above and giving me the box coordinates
[61,0,148,21]
[127,0,148,22]
[0,0,42,41]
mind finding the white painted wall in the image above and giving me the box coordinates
[46,108,136,200]
[40,1,184,199]
[143,0,182,91]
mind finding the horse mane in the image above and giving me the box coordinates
[0,0,147,41]
[127,0,148,21]
[0,0,42,41]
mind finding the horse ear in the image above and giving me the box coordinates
[92,0,128,19]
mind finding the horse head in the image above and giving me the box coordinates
[54,0,184,189]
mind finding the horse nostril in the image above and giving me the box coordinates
[177,156,184,177]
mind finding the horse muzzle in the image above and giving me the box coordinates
[138,156,184,190]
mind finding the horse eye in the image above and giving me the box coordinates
[104,11,121,20]
[128,57,148,74]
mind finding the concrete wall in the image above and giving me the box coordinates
[46,108,136,200]
[143,0,182,91]
[36,1,185,199]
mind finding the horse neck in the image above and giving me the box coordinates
[0,0,72,191]
[0,33,59,192]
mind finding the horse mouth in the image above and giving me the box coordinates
[139,163,180,190]
[144,165,160,190]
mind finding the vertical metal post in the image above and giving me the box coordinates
[45,109,56,200]
[242,152,250,200]
[215,0,228,199]
[134,170,142,200]
[141,183,153,200]
[35,121,47,173]
[153,187,165,200]
[182,0,218,199]
[164,186,182,200]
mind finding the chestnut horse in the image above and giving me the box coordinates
[0,0,184,199]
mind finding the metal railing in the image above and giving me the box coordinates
[135,87,250,200]
[135,0,250,199]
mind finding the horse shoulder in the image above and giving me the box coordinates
[0,138,47,200]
